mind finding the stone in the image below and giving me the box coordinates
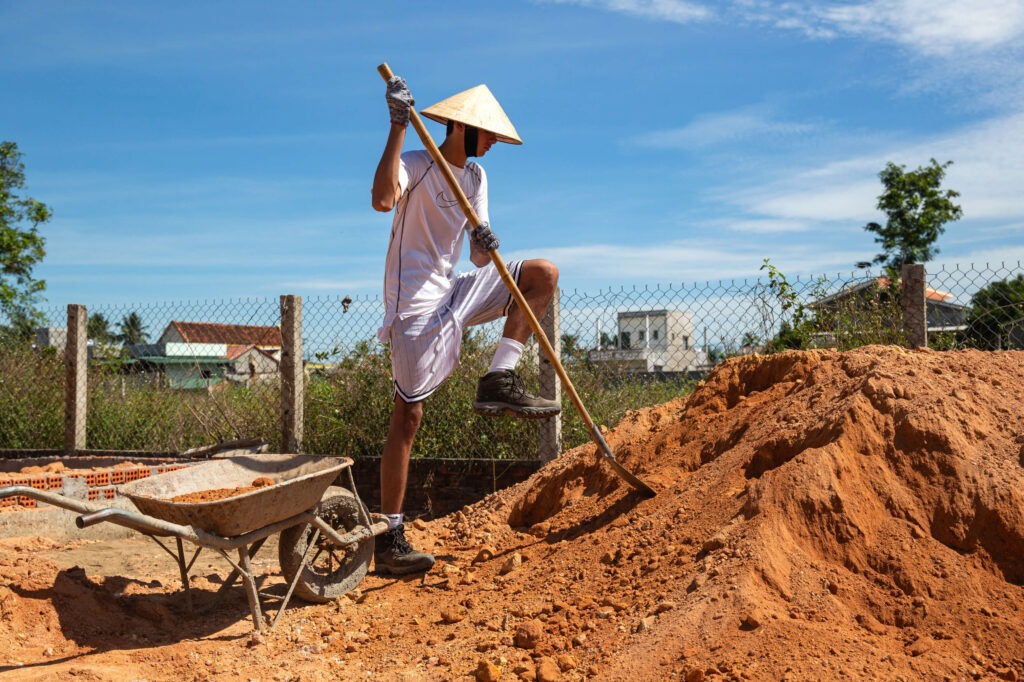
[530,521,551,537]
[476,659,501,682]
[908,636,933,657]
[653,600,677,614]
[440,606,467,624]
[600,597,628,612]
[743,611,764,629]
[500,553,523,575]
[514,619,544,649]
[535,656,561,682]
[556,653,578,671]
[473,546,497,564]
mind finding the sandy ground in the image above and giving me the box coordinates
[2,345,1023,681]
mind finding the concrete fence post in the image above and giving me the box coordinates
[280,295,304,453]
[538,288,562,462]
[901,263,927,348]
[64,304,88,456]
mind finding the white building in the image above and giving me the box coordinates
[589,309,707,372]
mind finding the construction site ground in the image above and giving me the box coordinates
[1,345,1023,681]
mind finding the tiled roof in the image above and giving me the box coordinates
[167,321,283,346]
[813,277,956,306]
[225,344,280,362]
[874,277,953,302]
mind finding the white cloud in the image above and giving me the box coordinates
[629,107,819,150]
[546,0,1024,58]
[502,239,865,284]
[540,0,712,23]
[820,0,1024,56]
[718,109,1024,231]
[720,218,814,234]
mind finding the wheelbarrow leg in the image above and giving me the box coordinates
[175,537,194,614]
[271,527,322,629]
[236,548,265,631]
[211,538,267,604]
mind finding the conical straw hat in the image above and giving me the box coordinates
[421,84,522,145]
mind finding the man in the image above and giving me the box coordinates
[369,75,560,574]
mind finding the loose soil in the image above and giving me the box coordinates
[170,477,277,504]
[2,346,1023,681]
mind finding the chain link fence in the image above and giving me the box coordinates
[3,261,1022,459]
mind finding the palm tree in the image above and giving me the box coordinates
[117,312,148,345]
[87,313,111,342]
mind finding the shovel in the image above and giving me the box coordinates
[377,63,655,499]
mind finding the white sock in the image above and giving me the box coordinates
[488,337,525,373]
[384,513,404,530]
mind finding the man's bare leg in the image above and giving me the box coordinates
[380,396,422,514]
[375,396,434,574]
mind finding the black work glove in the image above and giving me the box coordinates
[471,222,500,252]
[386,76,414,127]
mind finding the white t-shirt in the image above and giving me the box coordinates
[378,149,489,342]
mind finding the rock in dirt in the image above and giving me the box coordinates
[908,636,934,657]
[653,600,677,614]
[499,552,522,575]
[476,658,501,682]
[536,656,562,681]
[473,546,497,564]
[742,611,765,629]
[514,619,544,649]
[440,606,467,624]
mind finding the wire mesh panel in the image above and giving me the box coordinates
[0,341,63,450]
[929,262,1024,350]
[3,260,1021,457]
[23,298,285,453]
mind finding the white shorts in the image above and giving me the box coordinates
[389,261,523,403]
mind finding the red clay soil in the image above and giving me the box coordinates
[2,346,1023,681]
[170,477,277,503]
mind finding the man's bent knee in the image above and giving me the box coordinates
[393,398,424,433]
[521,259,559,292]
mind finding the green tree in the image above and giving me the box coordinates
[740,331,761,348]
[960,275,1024,350]
[860,158,962,275]
[117,312,149,345]
[561,333,587,363]
[1,141,51,332]
[88,312,112,342]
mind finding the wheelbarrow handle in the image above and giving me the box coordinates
[76,508,122,528]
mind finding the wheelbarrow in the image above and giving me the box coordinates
[0,453,389,631]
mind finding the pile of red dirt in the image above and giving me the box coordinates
[1,346,1022,681]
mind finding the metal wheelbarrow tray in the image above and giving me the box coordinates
[0,453,389,632]
[122,453,344,537]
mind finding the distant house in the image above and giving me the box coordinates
[129,321,282,389]
[809,277,968,335]
[589,309,708,373]
[159,321,283,353]
[34,327,67,353]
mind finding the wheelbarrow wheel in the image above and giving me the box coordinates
[278,486,373,604]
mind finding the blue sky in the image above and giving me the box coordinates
[3,0,1024,309]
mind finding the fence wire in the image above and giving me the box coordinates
[3,261,1022,458]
